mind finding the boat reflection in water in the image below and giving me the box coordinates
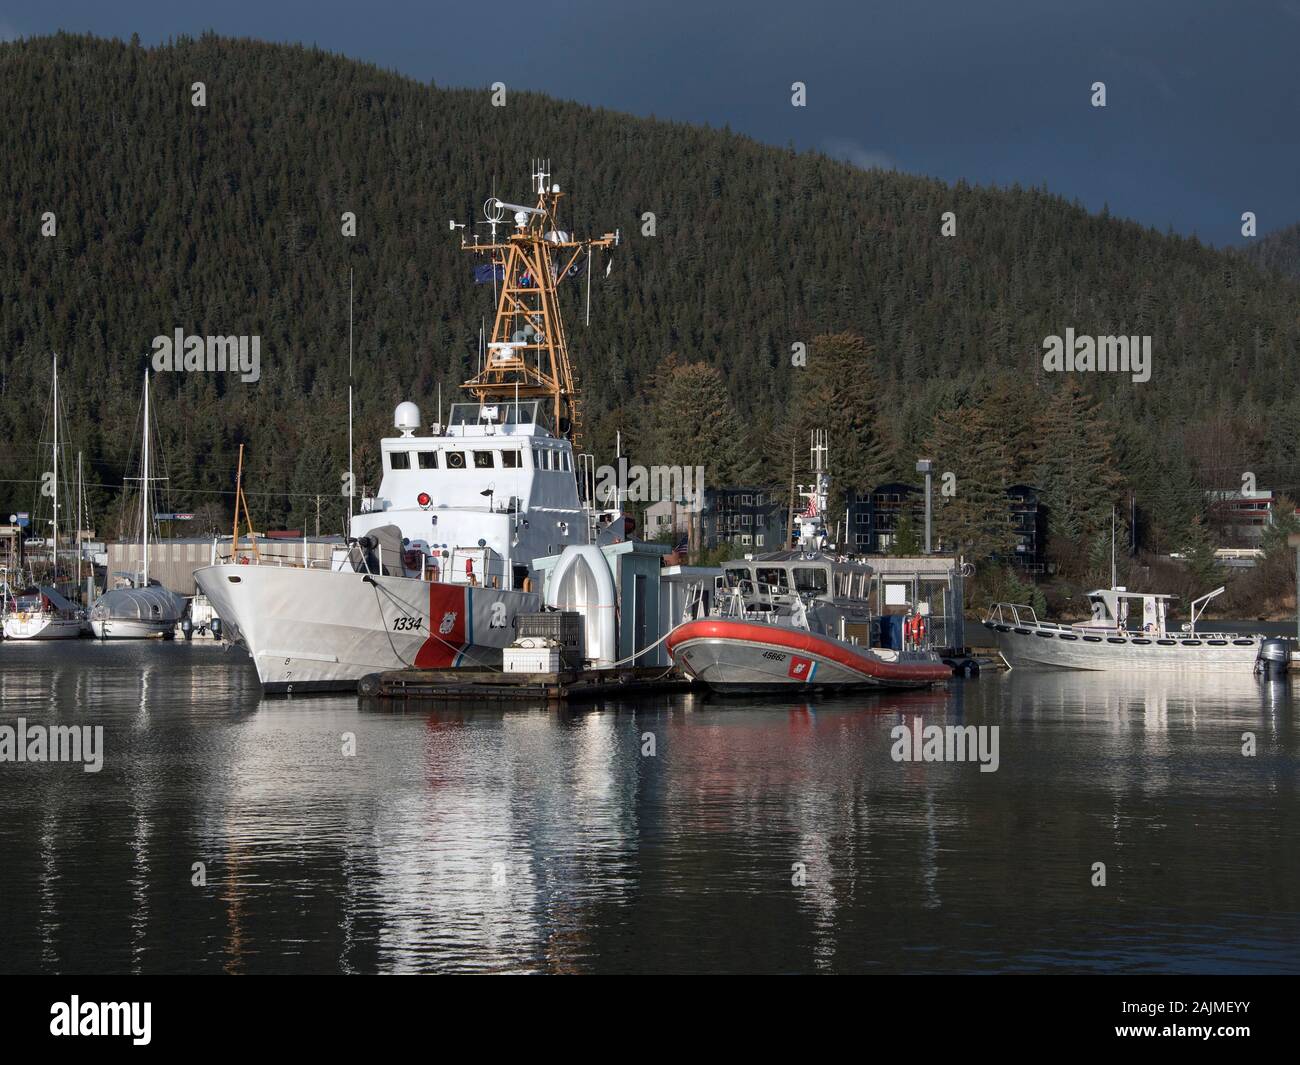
[0,642,1295,974]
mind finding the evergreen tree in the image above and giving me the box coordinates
[1033,379,1122,564]
[891,509,920,556]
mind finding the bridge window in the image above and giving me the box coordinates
[417,451,438,469]
[389,452,411,470]
[501,450,521,468]
[794,568,828,595]
[473,451,495,469]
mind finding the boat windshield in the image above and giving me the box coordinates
[755,567,791,593]
[793,566,828,596]
[722,565,749,588]
[446,400,545,429]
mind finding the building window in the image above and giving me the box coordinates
[756,534,765,546]
[741,494,752,505]
[389,452,411,470]
[417,451,438,469]
[741,534,752,545]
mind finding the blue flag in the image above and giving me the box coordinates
[473,264,504,284]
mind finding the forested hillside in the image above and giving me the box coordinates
[1243,223,1300,281]
[2,32,1299,577]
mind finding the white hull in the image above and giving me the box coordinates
[194,563,541,693]
[2,614,84,640]
[983,620,1262,673]
[91,618,177,640]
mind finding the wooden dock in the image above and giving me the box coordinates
[359,665,695,704]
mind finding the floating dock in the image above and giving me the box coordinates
[359,665,695,703]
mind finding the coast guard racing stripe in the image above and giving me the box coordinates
[414,584,468,668]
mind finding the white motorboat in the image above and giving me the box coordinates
[982,586,1265,673]
[196,163,623,692]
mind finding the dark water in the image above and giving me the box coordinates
[0,641,1297,974]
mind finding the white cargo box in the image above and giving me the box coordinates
[503,646,562,674]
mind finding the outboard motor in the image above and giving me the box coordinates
[210,617,223,640]
[1257,638,1289,680]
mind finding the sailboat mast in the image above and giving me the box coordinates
[142,371,150,587]
[1111,505,1116,588]
[76,451,83,590]
[51,354,58,576]
[348,267,354,519]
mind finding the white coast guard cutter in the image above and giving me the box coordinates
[196,164,621,692]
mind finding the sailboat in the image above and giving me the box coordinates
[3,355,85,640]
[89,372,186,638]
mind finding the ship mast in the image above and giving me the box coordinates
[455,161,618,446]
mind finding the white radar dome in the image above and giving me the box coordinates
[394,401,421,436]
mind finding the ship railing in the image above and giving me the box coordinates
[986,601,1260,642]
[214,550,335,569]
[985,602,1044,627]
[715,580,781,624]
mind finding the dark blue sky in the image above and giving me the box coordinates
[4,1,1296,246]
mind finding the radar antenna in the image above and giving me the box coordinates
[452,163,618,446]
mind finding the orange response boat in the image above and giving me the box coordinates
[667,615,952,694]
[666,435,951,695]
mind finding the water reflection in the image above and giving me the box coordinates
[0,643,1296,973]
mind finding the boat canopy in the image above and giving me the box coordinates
[90,586,186,622]
[8,586,80,613]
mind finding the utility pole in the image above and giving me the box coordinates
[1290,532,1300,644]
[315,494,321,539]
[916,458,933,554]
[787,444,796,550]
